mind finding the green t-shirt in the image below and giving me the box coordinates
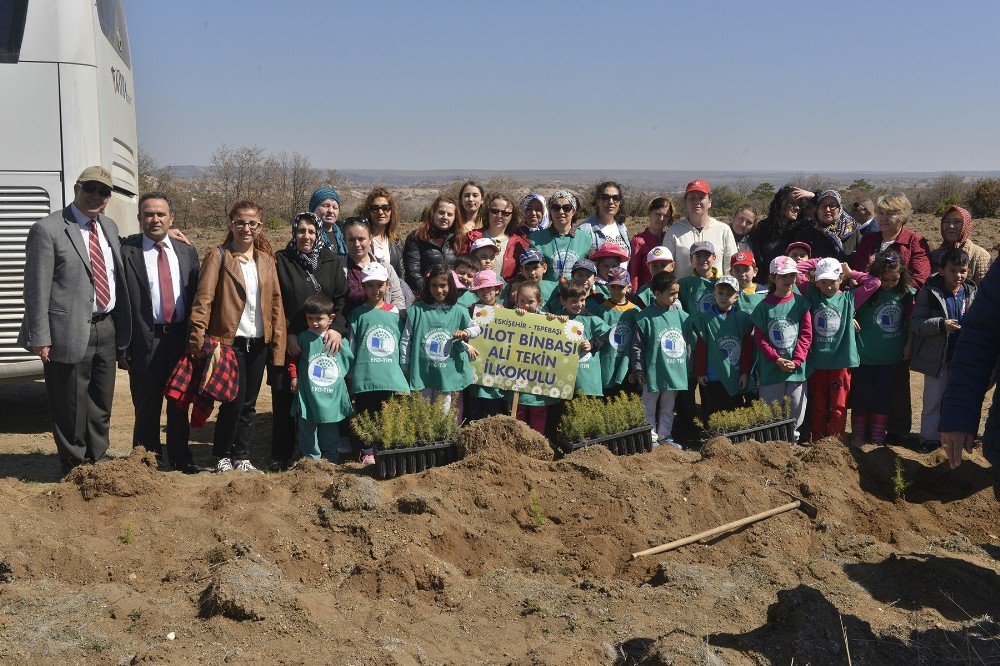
[456,289,478,308]
[571,313,611,396]
[678,274,717,316]
[634,283,654,308]
[805,288,859,370]
[633,305,691,392]
[531,227,594,281]
[404,302,474,392]
[348,304,410,394]
[690,308,756,397]
[598,302,639,387]
[735,288,768,313]
[750,294,810,385]
[293,331,354,424]
[856,288,913,366]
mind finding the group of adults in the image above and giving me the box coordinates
[17,167,999,474]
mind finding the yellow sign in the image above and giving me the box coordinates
[469,305,581,400]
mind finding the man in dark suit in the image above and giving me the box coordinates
[18,166,132,472]
[118,192,202,473]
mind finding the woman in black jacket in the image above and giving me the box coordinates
[748,185,811,271]
[270,212,348,468]
[403,194,467,293]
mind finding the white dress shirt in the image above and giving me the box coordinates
[236,255,264,338]
[141,235,184,323]
[70,203,117,313]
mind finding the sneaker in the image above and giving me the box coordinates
[918,439,942,453]
[233,459,262,473]
[215,457,234,473]
[661,438,683,450]
[360,453,376,467]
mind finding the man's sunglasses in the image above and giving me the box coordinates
[79,182,112,198]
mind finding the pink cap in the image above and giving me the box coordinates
[472,269,504,291]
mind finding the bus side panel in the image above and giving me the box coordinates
[0,64,62,172]
[17,0,97,67]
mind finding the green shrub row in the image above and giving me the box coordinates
[557,393,648,447]
[706,397,791,436]
[351,393,457,450]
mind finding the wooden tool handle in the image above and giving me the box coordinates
[631,500,801,559]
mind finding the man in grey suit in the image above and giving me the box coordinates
[18,166,132,472]
[118,192,202,473]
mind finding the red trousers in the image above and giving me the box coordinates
[808,368,851,439]
[517,405,548,434]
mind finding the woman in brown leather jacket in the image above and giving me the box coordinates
[188,200,285,473]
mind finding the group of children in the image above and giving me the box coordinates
[288,230,977,465]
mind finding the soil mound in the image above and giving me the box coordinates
[456,415,554,460]
[1,431,997,664]
[65,447,166,500]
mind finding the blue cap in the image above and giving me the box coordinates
[572,259,597,275]
[519,248,544,265]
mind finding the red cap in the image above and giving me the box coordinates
[589,242,629,261]
[786,241,812,256]
[730,250,756,267]
[685,179,711,195]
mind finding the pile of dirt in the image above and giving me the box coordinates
[456,414,554,460]
[64,446,166,500]
[0,434,997,664]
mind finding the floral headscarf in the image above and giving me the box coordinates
[940,205,973,247]
[286,212,327,273]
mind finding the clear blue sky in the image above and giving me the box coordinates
[126,0,1000,173]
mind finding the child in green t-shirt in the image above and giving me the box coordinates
[851,252,915,447]
[546,258,598,315]
[402,264,481,422]
[678,240,720,316]
[630,271,690,448]
[348,262,409,466]
[597,267,639,397]
[589,242,628,306]
[560,280,610,398]
[634,246,675,307]
[507,280,561,433]
[288,293,354,463]
[729,250,767,312]
[463,269,508,422]
[750,256,813,442]
[454,254,481,308]
[501,247,556,308]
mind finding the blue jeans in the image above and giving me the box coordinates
[298,419,340,461]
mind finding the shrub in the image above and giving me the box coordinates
[557,393,647,446]
[968,178,1000,218]
[706,397,791,435]
[350,393,457,450]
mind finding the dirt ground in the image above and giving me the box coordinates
[0,211,997,664]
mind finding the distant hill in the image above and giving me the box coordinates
[163,166,1000,189]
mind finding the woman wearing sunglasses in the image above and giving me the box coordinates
[360,187,406,287]
[578,181,631,261]
[465,193,531,281]
[188,200,285,473]
[530,190,592,281]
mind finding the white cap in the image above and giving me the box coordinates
[361,262,389,283]
[715,275,741,292]
[646,246,674,263]
[769,255,798,276]
[815,257,843,281]
[469,237,500,253]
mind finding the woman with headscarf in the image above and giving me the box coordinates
[793,189,861,262]
[270,212,348,468]
[519,192,550,234]
[930,206,991,284]
[530,190,592,281]
[309,187,347,256]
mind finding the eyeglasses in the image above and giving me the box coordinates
[598,194,622,202]
[488,207,513,217]
[550,204,574,213]
[369,204,392,213]
[819,203,841,210]
[80,182,113,198]
[525,205,544,214]
[233,220,261,229]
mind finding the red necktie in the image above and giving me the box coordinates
[88,219,111,310]
[155,241,176,323]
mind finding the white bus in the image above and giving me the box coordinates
[0,0,138,382]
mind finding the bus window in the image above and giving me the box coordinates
[0,0,28,64]
[97,0,131,68]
